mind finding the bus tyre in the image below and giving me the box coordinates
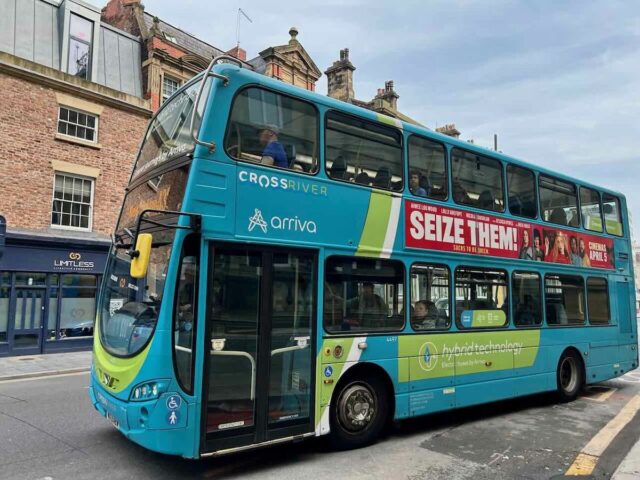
[329,374,388,450]
[556,350,584,402]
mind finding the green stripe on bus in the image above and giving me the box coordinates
[356,192,392,257]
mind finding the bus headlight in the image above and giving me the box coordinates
[130,380,170,401]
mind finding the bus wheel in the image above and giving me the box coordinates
[556,350,584,402]
[329,374,388,450]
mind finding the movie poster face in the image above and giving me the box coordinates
[405,200,614,269]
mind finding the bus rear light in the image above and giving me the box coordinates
[130,380,170,402]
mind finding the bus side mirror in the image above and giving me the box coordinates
[130,233,153,279]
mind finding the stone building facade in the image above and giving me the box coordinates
[101,0,320,111]
[0,0,151,356]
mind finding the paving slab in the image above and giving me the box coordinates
[0,351,92,381]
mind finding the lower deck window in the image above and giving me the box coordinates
[410,264,450,330]
[545,274,585,325]
[324,257,404,333]
[587,277,610,324]
[512,272,542,326]
[455,267,508,328]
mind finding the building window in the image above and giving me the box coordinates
[51,174,93,230]
[60,275,97,338]
[68,13,93,79]
[324,256,405,333]
[163,76,180,103]
[58,107,98,142]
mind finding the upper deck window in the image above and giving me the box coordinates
[539,175,579,228]
[580,187,603,232]
[133,78,209,181]
[602,193,623,236]
[408,136,447,200]
[451,149,504,212]
[225,87,318,173]
[507,164,537,219]
[325,111,403,191]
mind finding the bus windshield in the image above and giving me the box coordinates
[98,167,189,357]
[131,76,210,181]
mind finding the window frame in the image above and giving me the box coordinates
[450,147,506,213]
[543,273,586,327]
[50,172,94,232]
[67,13,93,80]
[507,164,538,219]
[223,84,321,176]
[586,277,610,325]
[409,262,451,331]
[511,271,543,328]
[171,234,200,395]
[602,193,624,237]
[57,106,99,144]
[579,186,603,233]
[454,266,510,330]
[162,75,181,103]
[323,255,406,335]
[324,109,404,192]
[538,174,580,228]
[407,134,449,202]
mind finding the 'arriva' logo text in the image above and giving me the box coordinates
[248,208,317,234]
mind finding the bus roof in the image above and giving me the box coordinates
[205,63,626,201]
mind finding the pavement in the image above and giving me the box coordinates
[0,350,91,381]
[612,433,640,479]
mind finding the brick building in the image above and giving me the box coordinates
[101,0,320,111]
[0,0,151,356]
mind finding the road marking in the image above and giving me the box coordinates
[566,395,640,476]
[581,386,617,403]
[0,371,89,384]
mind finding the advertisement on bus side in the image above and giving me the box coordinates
[405,200,615,269]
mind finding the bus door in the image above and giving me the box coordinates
[202,244,317,453]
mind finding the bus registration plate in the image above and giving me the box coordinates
[107,412,120,429]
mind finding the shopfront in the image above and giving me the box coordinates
[0,231,108,356]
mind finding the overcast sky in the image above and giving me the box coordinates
[132,0,640,240]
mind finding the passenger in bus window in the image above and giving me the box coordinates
[409,170,427,197]
[259,125,288,168]
[346,282,388,327]
[578,238,591,267]
[518,229,534,260]
[413,300,440,329]
[533,230,544,261]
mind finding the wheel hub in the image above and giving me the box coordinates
[338,384,376,432]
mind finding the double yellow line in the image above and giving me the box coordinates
[566,395,640,476]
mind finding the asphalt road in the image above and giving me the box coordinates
[1,371,640,480]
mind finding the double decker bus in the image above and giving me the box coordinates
[89,56,638,458]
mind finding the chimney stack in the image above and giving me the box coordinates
[226,46,247,62]
[325,48,356,102]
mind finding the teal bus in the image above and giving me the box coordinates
[89,56,638,458]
